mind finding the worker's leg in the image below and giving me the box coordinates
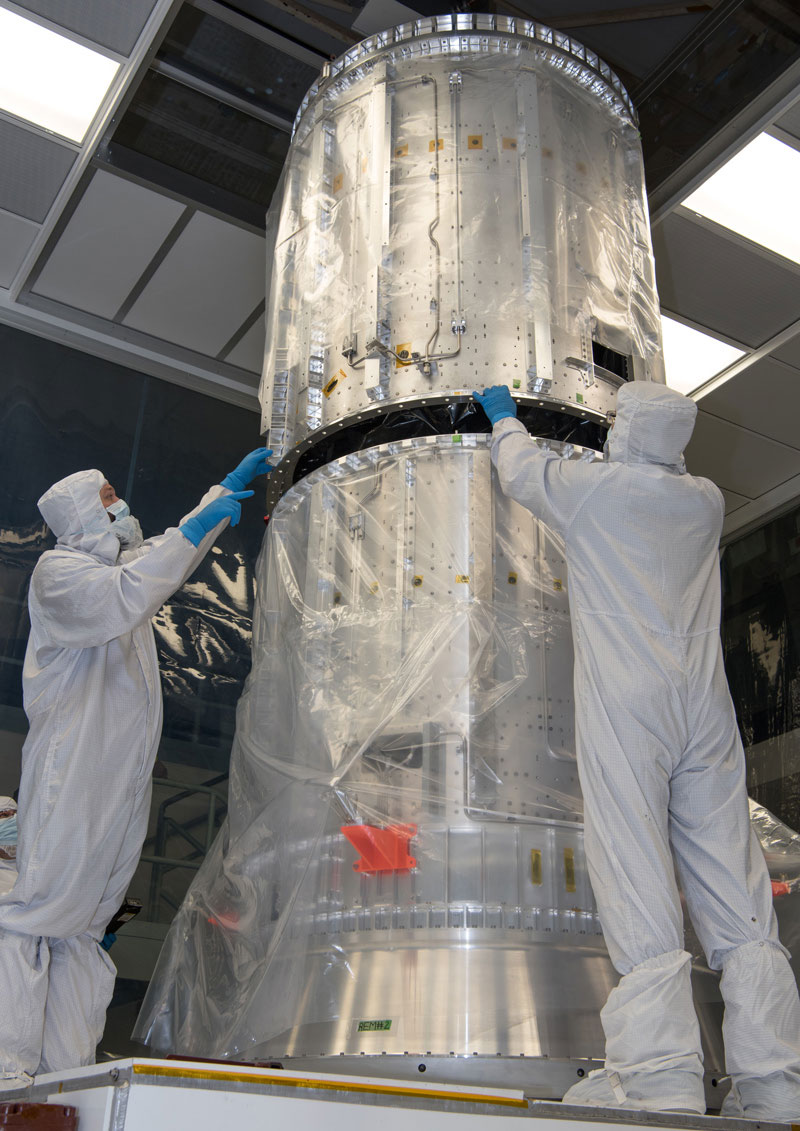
[563,647,704,1113]
[0,926,49,1083]
[37,935,116,1074]
[671,640,800,1121]
[37,779,152,1074]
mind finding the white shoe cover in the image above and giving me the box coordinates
[0,1071,33,1093]
[719,940,800,1122]
[720,1073,800,1123]
[563,1067,705,1114]
[562,950,706,1116]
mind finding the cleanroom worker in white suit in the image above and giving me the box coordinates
[0,448,271,1087]
[474,382,800,1122]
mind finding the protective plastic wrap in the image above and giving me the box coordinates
[260,13,664,452]
[136,435,617,1062]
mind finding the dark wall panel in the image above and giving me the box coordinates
[0,323,262,779]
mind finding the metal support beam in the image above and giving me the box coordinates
[540,3,714,30]
[151,58,295,133]
[191,0,329,66]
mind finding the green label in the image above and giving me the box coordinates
[357,1019,392,1032]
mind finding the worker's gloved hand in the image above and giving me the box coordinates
[221,448,274,492]
[180,491,254,547]
[473,386,517,425]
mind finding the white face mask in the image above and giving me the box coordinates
[111,514,144,549]
[0,813,17,847]
[107,498,131,520]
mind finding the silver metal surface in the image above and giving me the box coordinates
[260,13,665,451]
[229,435,727,1083]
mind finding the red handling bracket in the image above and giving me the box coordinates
[341,823,418,873]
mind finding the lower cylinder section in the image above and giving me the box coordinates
[135,433,729,1088]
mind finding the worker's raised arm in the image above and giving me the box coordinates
[31,520,225,651]
[31,447,272,652]
[474,387,604,535]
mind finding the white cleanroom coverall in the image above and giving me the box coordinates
[0,470,231,1084]
[491,381,800,1121]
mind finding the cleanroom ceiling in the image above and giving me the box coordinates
[0,0,798,538]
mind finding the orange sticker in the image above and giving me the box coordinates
[502,137,518,150]
[395,343,412,368]
[332,172,343,193]
[467,134,483,150]
[323,368,348,397]
[428,138,444,152]
[395,143,408,158]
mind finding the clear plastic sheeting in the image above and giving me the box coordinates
[750,800,800,897]
[261,18,664,450]
[136,435,615,1063]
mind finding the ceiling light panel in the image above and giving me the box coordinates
[661,315,745,396]
[683,133,800,266]
[0,8,119,143]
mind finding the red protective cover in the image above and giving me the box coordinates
[341,823,418,873]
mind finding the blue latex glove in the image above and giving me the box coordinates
[180,490,254,547]
[473,386,517,425]
[221,448,274,492]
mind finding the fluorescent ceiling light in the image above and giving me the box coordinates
[0,8,119,143]
[661,315,745,396]
[683,133,800,265]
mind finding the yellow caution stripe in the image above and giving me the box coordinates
[133,1063,527,1108]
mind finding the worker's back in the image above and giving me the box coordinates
[491,379,725,642]
[566,455,724,640]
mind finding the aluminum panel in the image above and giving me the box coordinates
[0,119,75,224]
[697,356,800,452]
[15,0,157,56]
[122,213,265,356]
[653,211,800,348]
[32,171,185,319]
[0,209,38,288]
[685,411,800,498]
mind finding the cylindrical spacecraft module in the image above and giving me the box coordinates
[136,14,726,1092]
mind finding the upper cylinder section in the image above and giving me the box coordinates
[260,14,665,456]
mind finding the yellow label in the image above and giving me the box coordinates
[395,343,412,368]
[429,138,444,151]
[553,578,563,591]
[531,849,542,886]
[564,847,576,893]
[362,156,368,172]
[332,172,343,193]
[333,591,342,605]
[502,137,518,150]
[455,574,470,584]
[467,134,483,149]
[412,575,423,588]
[370,581,379,594]
[508,572,517,585]
[395,143,408,157]
[323,368,347,397]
